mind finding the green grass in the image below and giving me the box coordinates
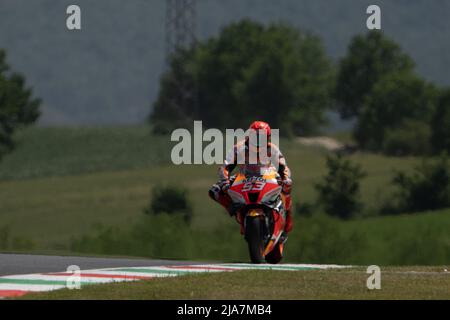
[0,126,448,265]
[0,126,170,180]
[19,268,450,300]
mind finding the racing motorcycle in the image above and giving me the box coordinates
[226,165,287,264]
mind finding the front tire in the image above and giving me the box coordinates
[245,217,265,264]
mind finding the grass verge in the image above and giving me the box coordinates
[20,267,450,300]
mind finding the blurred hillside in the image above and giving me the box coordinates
[1,0,449,125]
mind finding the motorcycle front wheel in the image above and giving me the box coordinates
[245,216,265,264]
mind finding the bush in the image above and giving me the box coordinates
[389,153,450,213]
[144,185,192,223]
[431,89,450,154]
[287,214,368,264]
[70,209,450,265]
[0,225,34,251]
[295,202,314,217]
[382,119,431,156]
[0,225,10,250]
[71,214,245,261]
[315,154,366,219]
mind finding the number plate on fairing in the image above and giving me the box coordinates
[242,178,266,192]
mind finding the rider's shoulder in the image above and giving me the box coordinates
[268,142,281,152]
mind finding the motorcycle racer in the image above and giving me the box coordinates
[208,121,293,234]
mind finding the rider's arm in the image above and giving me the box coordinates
[278,154,292,194]
[278,157,291,181]
[218,163,236,182]
[270,143,291,181]
[218,145,238,183]
[270,144,292,195]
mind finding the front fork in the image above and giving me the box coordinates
[242,207,287,257]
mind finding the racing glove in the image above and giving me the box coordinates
[282,177,292,194]
[219,179,231,192]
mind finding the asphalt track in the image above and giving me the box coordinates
[0,253,205,276]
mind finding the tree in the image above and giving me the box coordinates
[382,119,431,156]
[150,20,335,136]
[315,154,366,219]
[431,89,450,154]
[335,31,414,119]
[354,72,437,151]
[144,185,192,223]
[0,49,40,159]
[150,49,197,134]
[389,154,450,213]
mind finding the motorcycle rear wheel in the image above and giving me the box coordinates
[245,217,265,264]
